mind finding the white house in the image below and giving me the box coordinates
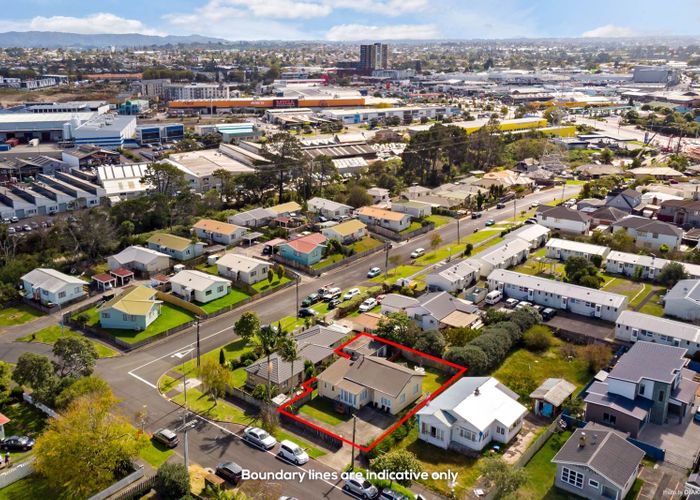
[505,223,550,250]
[356,206,411,233]
[169,270,232,304]
[381,291,481,330]
[469,238,530,277]
[307,197,353,219]
[605,251,700,281]
[21,268,86,306]
[321,220,367,244]
[426,260,481,293]
[192,219,248,246]
[545,238,610,262]
[107,246,171,274]
[664,279,700,322]
[417,377,527,453]
[367,187,390,204]
[612,216,683,251]
[391,200,432,219]
[216,253,270,284]
[615,310,700,355]
[227,207,276,228]
[487,269,628,322]
[536,205,591,235]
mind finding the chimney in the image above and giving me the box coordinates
[591,434,597,446]
[474,387,480,396]
[578,432,587,448]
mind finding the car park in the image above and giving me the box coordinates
[343,288,361,300]
[278,439,309,465]
[504,298,519,309]
[152,428,179,448]
[358,297,377,312]
[0,436,35,451]
[410,248,425,259]
[542,308,557,320]
[243,426,277,450]
[367,267,382,278]
[216,462,243,485]
[298,307,318,318]
[343,476,379,499]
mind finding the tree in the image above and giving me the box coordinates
[659,243,670,255]
[444,346,489,375]
[250,323,283,399]
[376,312,420,347]
[657,262,687,288]
[610,228,635,252]
[370,449,423,487]
[581,344,612,373]
[509,308,541,333]
[33,393,146,498]
[199,359,230,405]
[523,325,552,352]
[55,376,112,411]
[600,148,614,164]
[278,335,300,396]
[413,330,446,357]
[444,327,480,348]
[267,268,274,283]
[155,462,191,499]
[262,132,305,200]
[347,185,371,208]
[12,352,59,405]
[565,256,602,288]
[481,456,527,499]
[141,162,187,196]
[0,361,12,404]
[234,312,260,342]
[219,348,226,366]
[464,243,474,256]
[52,336,97,379]
[430,233,442,251]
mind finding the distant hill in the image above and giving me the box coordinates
[0,31,228,48]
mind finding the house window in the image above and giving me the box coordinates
[41,289,48,296]
[658,390,665,402]
[639,384,645,396]
[74,287,81,294]
[588,479,600,489]
[102,312,110,319]
[217,286,224,293]
[561,467,584,489]
[399,394,405,404]
[496,426,505,435]
[414,383,420,394]
[205,290,212,296]
[251,270,257,276]
[58,291,66,298]
[603,412,617,425]
[123,313,128,321]
[459,428,477,441]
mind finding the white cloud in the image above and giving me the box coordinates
[328,0,428,16]
[325,23,439,41]
[582,24,637,38]
[22,13,165,35]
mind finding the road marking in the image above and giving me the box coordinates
[128,371,157,389]
[171,348,195,359]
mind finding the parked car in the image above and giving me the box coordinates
[410,248,425,259]
[515,301,533,310]
[359,297,378,312]
[322,287,341,301]
[301,293,320,307]
[298,307,318,318]
[376,294,386,304]
[10,217,18,223]
[485,219,495,226]
[379,488,409,500]
[216,462,243,485]
[243,426,277,450]
[524,218,538,225]
[278,439,309,465]
[496,202,506,209]
[542,308,557,320]
[530,201,540,208]
[695,408,700,423]
[471,211,482,219]
[327,298,341,310]
[22,225,32,231]
[7,227,15,235]
[152,428,179,448]
[532,304,545,314]
[343,288,361,301]
[485,290,503,305]
[367,267,382,278]
[504,298,519,309]
[0,436,35,451]
[343,476,379,499]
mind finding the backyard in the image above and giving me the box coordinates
[0,305,43,328]
[0,401,48,464]
[16,325,119,358]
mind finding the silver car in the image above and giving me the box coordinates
[243,426,277,450]
[344,476,379,499]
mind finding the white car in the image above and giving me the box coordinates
[358,297,377,312]
[410,248,425,259]
[344,476,379,499]
[243,427,277,450]
[530,201,540,208]
[515,301,533,310]
[343,288,361,301]
[278,440,309,465]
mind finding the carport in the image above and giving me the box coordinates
[92,273,116,291]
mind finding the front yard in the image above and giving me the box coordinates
[297,394,352,427]
[425,215,450,228]
[199,288,251,314]
[518,430,573,499]
[0,305,44,328]
[16,325,119,358]
[311,237,383,270]
[400,221,423,234]
[173,338,254,379]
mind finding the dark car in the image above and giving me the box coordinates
[152,428,179,448]
[301,293,320,307]
[524,218,538,225]
[327,298,341,310]
[485,219,496,226]
[471,211,482,219]
[496,202,506,209]
[216,461,243,485]
[379,488,409,500]
[298,307,318,318]
[542,308,557,320]
[1,436,35,451]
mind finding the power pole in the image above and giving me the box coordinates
[350,415,357,471]
[181,368,189,470]
[457,218,461,244]
[196,317,201,369]
[384,243,390,277]
[513,198,516,222]
[295,276,300,318]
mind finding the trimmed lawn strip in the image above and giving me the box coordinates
[425,215,450,228]
[174,338,254,378]
[400,221,422,235]
[199,288,251,314]
[312,254,345,270]
[638,294,665,316]
[370,265,422,284]
[159,374,180,394]
[349,236,383,253]
[0,305,44,327]
[416,230,501,266]
[298,395,351,426]
[252,275,291,293]
[518,430,573,500]
[0,475,58,499]
[16,325,119,358]
[139,439,174,468]
[195,263,219,275]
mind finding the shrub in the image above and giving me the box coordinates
[495,321,523,344]
[581,344,612,373]
[509,308,541,331]
[413,330,446,357]
[155,463,190,500]
[522,326,553,352]
[445,346,489,375]
[559,343,578,360]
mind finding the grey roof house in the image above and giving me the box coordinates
[664,279,700,322]
[530,378,576,418]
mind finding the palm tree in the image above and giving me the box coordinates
[251,325,283,400]
[278,335,300,397]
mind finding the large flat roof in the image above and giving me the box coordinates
[166,149,254,177]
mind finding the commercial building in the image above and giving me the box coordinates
[193,123,261,143]
[69,114,137,150]
[168,97,366,114]
[615,310,700,355]
[118,99,150,116]
[633,65,680,85]
[164,146,254,192]
[321,105,460,125]
[360,43,389,72]
[163,83,236,101]
[136,123,184,145]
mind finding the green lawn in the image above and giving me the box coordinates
[298,396,352,426]
[349,236,383,253]
[195,263,219,275]
[370,265,422,284]
[491,329,591,400]
[425,215,450,228]
[77,302,195,344]
[638,291,665,316]
[397,362,449,395]
[16,325,119,358]
[158,374,180,394]
[311,253,345,270]
[0,305,43,327]
[415,230,501,266]
[626,478,644,500]
[199,288,251,314]
[514,258,565,278]
[139,439,174,468]
[0,475,58,500]
[0,401,48,464]
[518,430,573,500]
[174,338,255,378]
[172,387,257,425]
[251,275,291,293]
[400,221,422,234]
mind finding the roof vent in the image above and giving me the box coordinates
[474,387,480,396]
[578,432,586,448]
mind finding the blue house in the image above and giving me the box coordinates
[99,285,162,331]
[277,233,327,266]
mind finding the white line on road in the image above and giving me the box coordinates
[127,371,157,389]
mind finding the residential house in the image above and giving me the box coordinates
[147,233,205,261]
[21,268,86,306]
[401,185,431,199]
[356,206,411,233]
[664,279,700,321]
[107,246,170,275]
[245,324,348,393]
[192,219,248,246]
[321,220,367,244]
[277,233,327,267]
[628,166,684,180]
[605,188,643,213]
[605,251,700,281]
[169,270,231,304]
[468,238,530,277]
[473,170,534,190]
[504,223,550,250]
[615,310,700,356]
[417,377,527,453]
[575,163,624,179]
[307,197,353,219]
[216,253,269,284]
[536,205,591,235]
[426,260,481,293]
[577,198,606,211]
[391,200,432,219]
[551,423,644,500]
[381,291,481,330]
[545,238,610,262]
[317,355,425,415]
[227,207,276,228]
[657,199,700,228]
[590,207,628,227]
[584,342,698,437]
[487,270,628,321]
[269,201,302,217]
[367,187,390,204]
[530,378,576,418]
[98,285,162,331]
[612,216,683,251]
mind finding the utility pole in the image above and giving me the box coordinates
[295,276,300,318]
[384,243,390,277]
[513,198,517,222]
[181,365,189,470]
[561,180,566,203]
[350,415,357,471]
[196,317,201,369]
[456,217,460,244]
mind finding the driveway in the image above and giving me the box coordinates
[546,312,616,343]
[640,397,700,469]
[334,406,396,446]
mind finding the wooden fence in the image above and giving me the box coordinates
[367,222,435,242]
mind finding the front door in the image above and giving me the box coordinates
[594,304,602,318]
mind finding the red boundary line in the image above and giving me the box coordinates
[277,332,467,452]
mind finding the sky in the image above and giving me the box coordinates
[0,0,698,41]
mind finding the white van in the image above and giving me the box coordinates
[485,290,503,305]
